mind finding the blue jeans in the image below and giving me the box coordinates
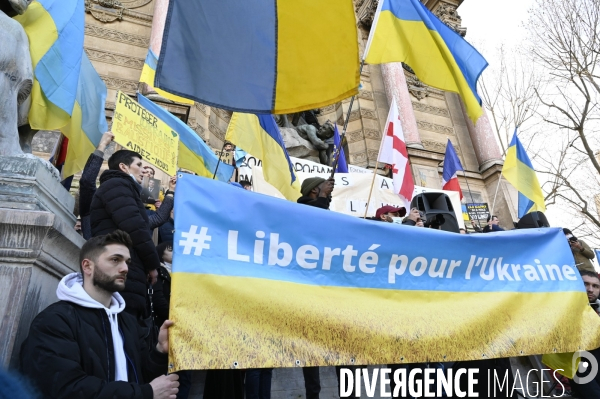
[245,368,273,399]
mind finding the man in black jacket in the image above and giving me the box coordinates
[90,150,163,318]
[20,231,179,399]
[79,131,114,240]
[297,177,334,210]
[297,177,359,399]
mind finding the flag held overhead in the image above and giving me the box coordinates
[441,139,464,200]
[364,0,488,123]
[226,113,301,201]
[377,97,414,208]
[502,130,546,218]
[155,0,360,114]
[137,93,235,182]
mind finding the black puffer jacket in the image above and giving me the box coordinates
[20,301,167,399]
[90,170,161,316]
[297,195,330,209]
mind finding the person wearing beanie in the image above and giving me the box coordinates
[297,177,334,210]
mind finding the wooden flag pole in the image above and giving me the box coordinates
[363,104,389,219]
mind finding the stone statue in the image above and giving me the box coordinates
[276,111,335,165]
[0,0,33,156]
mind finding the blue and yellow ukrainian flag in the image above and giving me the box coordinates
[15,0,108,177]
[225,113,301,200]
[154,0,359,114]
[137,94,234,182]
[61,54,108,177]
[139,49,193,105]
[502,130,546,218]
[364,0,487,122]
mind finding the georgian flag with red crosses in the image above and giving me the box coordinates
[377,97,414,207]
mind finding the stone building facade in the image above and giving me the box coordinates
[32,0,516,228]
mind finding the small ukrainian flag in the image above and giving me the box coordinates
[502,130,546,218]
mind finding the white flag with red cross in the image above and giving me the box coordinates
[377,97,415,206]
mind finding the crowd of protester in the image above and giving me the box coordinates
[11,133,599,399]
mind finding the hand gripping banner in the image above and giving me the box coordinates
[169,174,600,371]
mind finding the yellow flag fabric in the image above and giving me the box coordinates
[139,49,194,105]
[363,0,487,122]
[225,113,301,201]
[542,352,580,379]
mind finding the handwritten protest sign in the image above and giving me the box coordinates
[251,166,465,228]
[112,91,179,174]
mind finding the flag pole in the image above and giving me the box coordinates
[363,92,394,219]
[330,59,366,179]
[460,169,482,230]
[491,126,514,214]
[363,140,385,219]
[212,142,227,180]
[490,172,503,215]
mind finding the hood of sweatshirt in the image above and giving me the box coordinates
[57,273,129,381]
[57,273,125,313]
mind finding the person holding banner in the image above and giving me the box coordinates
[296,177,359,399]
[20,231,178,399]
[90,150,162,319]
[570,271,600,397]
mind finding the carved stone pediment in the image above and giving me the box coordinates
[118,0,152,8]
[355,0,378,28]
[433,2,467,37]
[84,0,152,26]
[402,64,430,100]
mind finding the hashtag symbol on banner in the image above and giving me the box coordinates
[179,225,212,256]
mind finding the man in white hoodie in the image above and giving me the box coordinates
[20,230,179,399]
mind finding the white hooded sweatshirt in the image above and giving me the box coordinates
[57,273,128,381]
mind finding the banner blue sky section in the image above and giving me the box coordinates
[169,175,600,370]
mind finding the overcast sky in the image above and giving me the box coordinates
[458,0,600,251]
[459,0,535,67]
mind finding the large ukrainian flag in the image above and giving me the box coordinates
[15,0,108,176]
[137,94,235,182]
[502,130,546,218]
[226,113,301,200]
[154,0,359,114]
[139,49,194,105]
[364,0,487,122]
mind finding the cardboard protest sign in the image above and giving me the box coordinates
[237,154,370,184]
[112,91,179,174]
[466,203,490,221]
[252,166,465,228]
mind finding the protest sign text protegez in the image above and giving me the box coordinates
[112,91,179,174]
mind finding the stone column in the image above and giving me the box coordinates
[0,157,84,368]
[460,102,503,172]
[141,0,169,97]
[149,0,169,55]
[381,63,423,148]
